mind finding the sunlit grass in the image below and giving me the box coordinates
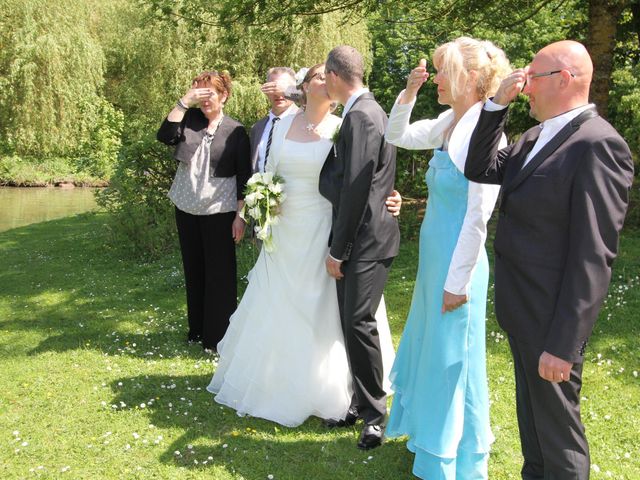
[0,212,638,479]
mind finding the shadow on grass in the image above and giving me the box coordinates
[107,373,414,479]
[2,211,639,368]
[0,213,253,361]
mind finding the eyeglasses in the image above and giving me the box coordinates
[526,69,575,84]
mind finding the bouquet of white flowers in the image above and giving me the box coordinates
[240,172,286,252]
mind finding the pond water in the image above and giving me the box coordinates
[0,187,98,233]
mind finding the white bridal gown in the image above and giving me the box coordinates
[207,114,395,427]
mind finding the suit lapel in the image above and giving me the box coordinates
[503,133,539,187]
[338,92,374,154]
[252,117,268,143]
[503,107,599,195]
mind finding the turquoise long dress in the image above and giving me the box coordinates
[387,149,492,480]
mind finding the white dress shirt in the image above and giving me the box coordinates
[386,91,504,295]
[257,104,298,172]
[484,100,593,168]
[342,88,370,117]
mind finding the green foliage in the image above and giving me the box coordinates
[95,133,178,258]
[609,66,640,161]
[0,0,100,156]
[0,156,96,186]
[0,0,122,182]
[76,97,125,179]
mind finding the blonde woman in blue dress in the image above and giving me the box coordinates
[385,37,510,479]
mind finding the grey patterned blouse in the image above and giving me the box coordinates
[168,121,237,216]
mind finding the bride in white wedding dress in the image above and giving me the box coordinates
[207,64,395,427]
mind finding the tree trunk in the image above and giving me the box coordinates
[586,0,626,118]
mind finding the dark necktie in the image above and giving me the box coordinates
[264,116,280,171]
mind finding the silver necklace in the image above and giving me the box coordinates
[302,112,318,133]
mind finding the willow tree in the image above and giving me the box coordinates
[0,0,120,172]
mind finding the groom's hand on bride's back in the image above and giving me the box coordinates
[385,190,402,217]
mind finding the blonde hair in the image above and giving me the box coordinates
[432,37,511,102]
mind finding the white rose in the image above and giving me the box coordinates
[250,206,261,219]
[262,172,274,184]
[256,227,270,241]
[268,183,282,194]
[247,173,261,185]
[244,193,256,207]
[269,197,278,206]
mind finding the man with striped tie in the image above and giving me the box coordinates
[250,67,299,173]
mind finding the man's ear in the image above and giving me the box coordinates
[559,70,573,88]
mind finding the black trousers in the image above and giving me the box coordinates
[508,336,590,480]
[336,257,393,425]
[175,208,237,350]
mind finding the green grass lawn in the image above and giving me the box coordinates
[1,212,638,479]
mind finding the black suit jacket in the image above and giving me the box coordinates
[157,108,251,199]
[319,92,400,262]
[465,106,634,362]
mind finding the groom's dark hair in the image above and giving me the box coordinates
[326,45,364,86]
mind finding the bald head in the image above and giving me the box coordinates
[538,40,592,90]
[523,40,593,121]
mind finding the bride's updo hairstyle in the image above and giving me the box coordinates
[432,37,510,102]
[298,63,325,107]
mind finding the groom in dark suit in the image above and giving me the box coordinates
[320,45,400,450]
[465,40,634,479]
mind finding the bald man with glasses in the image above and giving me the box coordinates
[465,40,634,479]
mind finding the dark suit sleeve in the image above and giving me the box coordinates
[249,121,262,173]
[465,106,513,185]
[234,126,251,200]
[157,113,186,146]
[330,111,379,261]
[544,137,634,362]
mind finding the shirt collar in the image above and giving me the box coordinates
[342,88,369,117]
[539,104,593,131]
[269,103,297,121]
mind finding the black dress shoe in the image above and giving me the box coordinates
[357,424,384,450]
[324,407,359,428]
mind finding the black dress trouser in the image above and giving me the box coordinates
[175,208,237,350]
[508,336,590,480]
[336,257,393,425]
